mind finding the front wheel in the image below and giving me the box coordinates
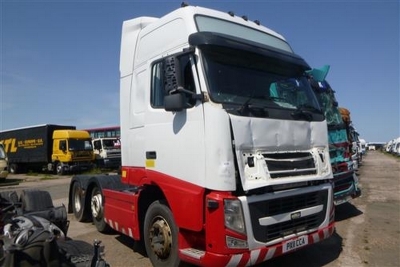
[90,186,111,233]
[9,164,18,174]
[56,163,65,175]
[144,200,180,267]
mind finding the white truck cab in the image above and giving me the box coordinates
[92,137,121,169]
[118,5,334,265]
[0,143,9,180]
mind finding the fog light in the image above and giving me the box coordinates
[226,236,248,249]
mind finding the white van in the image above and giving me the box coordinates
[0,143,9,180]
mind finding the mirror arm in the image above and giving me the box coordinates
[175,86,204,101]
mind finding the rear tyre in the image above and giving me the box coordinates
[72,182,88,222]
[20,189,54,212]
[144,200,180,267]
[91,185,111,233]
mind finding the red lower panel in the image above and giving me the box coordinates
[103,189,140,240]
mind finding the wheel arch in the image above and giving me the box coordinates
[137,185,167,240]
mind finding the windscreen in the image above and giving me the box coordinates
[201,46,322,120]
[68,139,93,151]
[313,81,343,126]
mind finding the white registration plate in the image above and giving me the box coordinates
[282,235,308,253]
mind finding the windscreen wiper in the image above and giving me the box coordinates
[291,104,321,121]
[237,96,268,117]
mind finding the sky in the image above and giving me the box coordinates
[0,0,399,143]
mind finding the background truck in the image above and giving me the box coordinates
[0,144,8,180]
[92,137,121,170]
[307,65,361,205]
[68,4,335,267]
[0,124,94,175]
[339,107,363,169]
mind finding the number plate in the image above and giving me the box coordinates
[282,235,308,253]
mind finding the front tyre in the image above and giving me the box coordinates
[9,164,18,174]
[56,163,65,175]
[144,200,180,267]
[91,186,111,233]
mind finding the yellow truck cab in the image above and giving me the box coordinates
[52,130,94,175]
[0,143,9,180]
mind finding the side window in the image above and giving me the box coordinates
[182,58,196,107]
[59,140,66,151]
[151,62,165,108]
[150,55,197,108]
[93,140,100,150]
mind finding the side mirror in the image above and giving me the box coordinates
[165,93,185,112]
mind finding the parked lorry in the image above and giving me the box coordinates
[307,65,361,205]
[339,108,362,169]
[0,124,94,175]
[68,4,335,267]
[359,138,367,155]
[0,144,8,180]
[92,137,121,170]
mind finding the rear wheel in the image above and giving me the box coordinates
[144,200,180,267]
[72,182,88,222]
[91,186,111,233]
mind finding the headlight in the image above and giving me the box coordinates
[224,199,246,235]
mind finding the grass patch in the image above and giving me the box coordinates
[40,174,57,180]
[26,171,40,176]
[83,168,106,175]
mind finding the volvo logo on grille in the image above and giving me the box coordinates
[291,211,301,220]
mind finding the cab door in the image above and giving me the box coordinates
[144,54,206,187]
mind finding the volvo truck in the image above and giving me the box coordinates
[307,65,361,205]
[0,124,94,175]
[68,4,335,266]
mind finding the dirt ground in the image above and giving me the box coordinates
[333,151,400,267]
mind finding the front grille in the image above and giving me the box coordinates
[249,189,328,243]
[263,152,317,178]
[107,151,121,157]
[73,151,92,159]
